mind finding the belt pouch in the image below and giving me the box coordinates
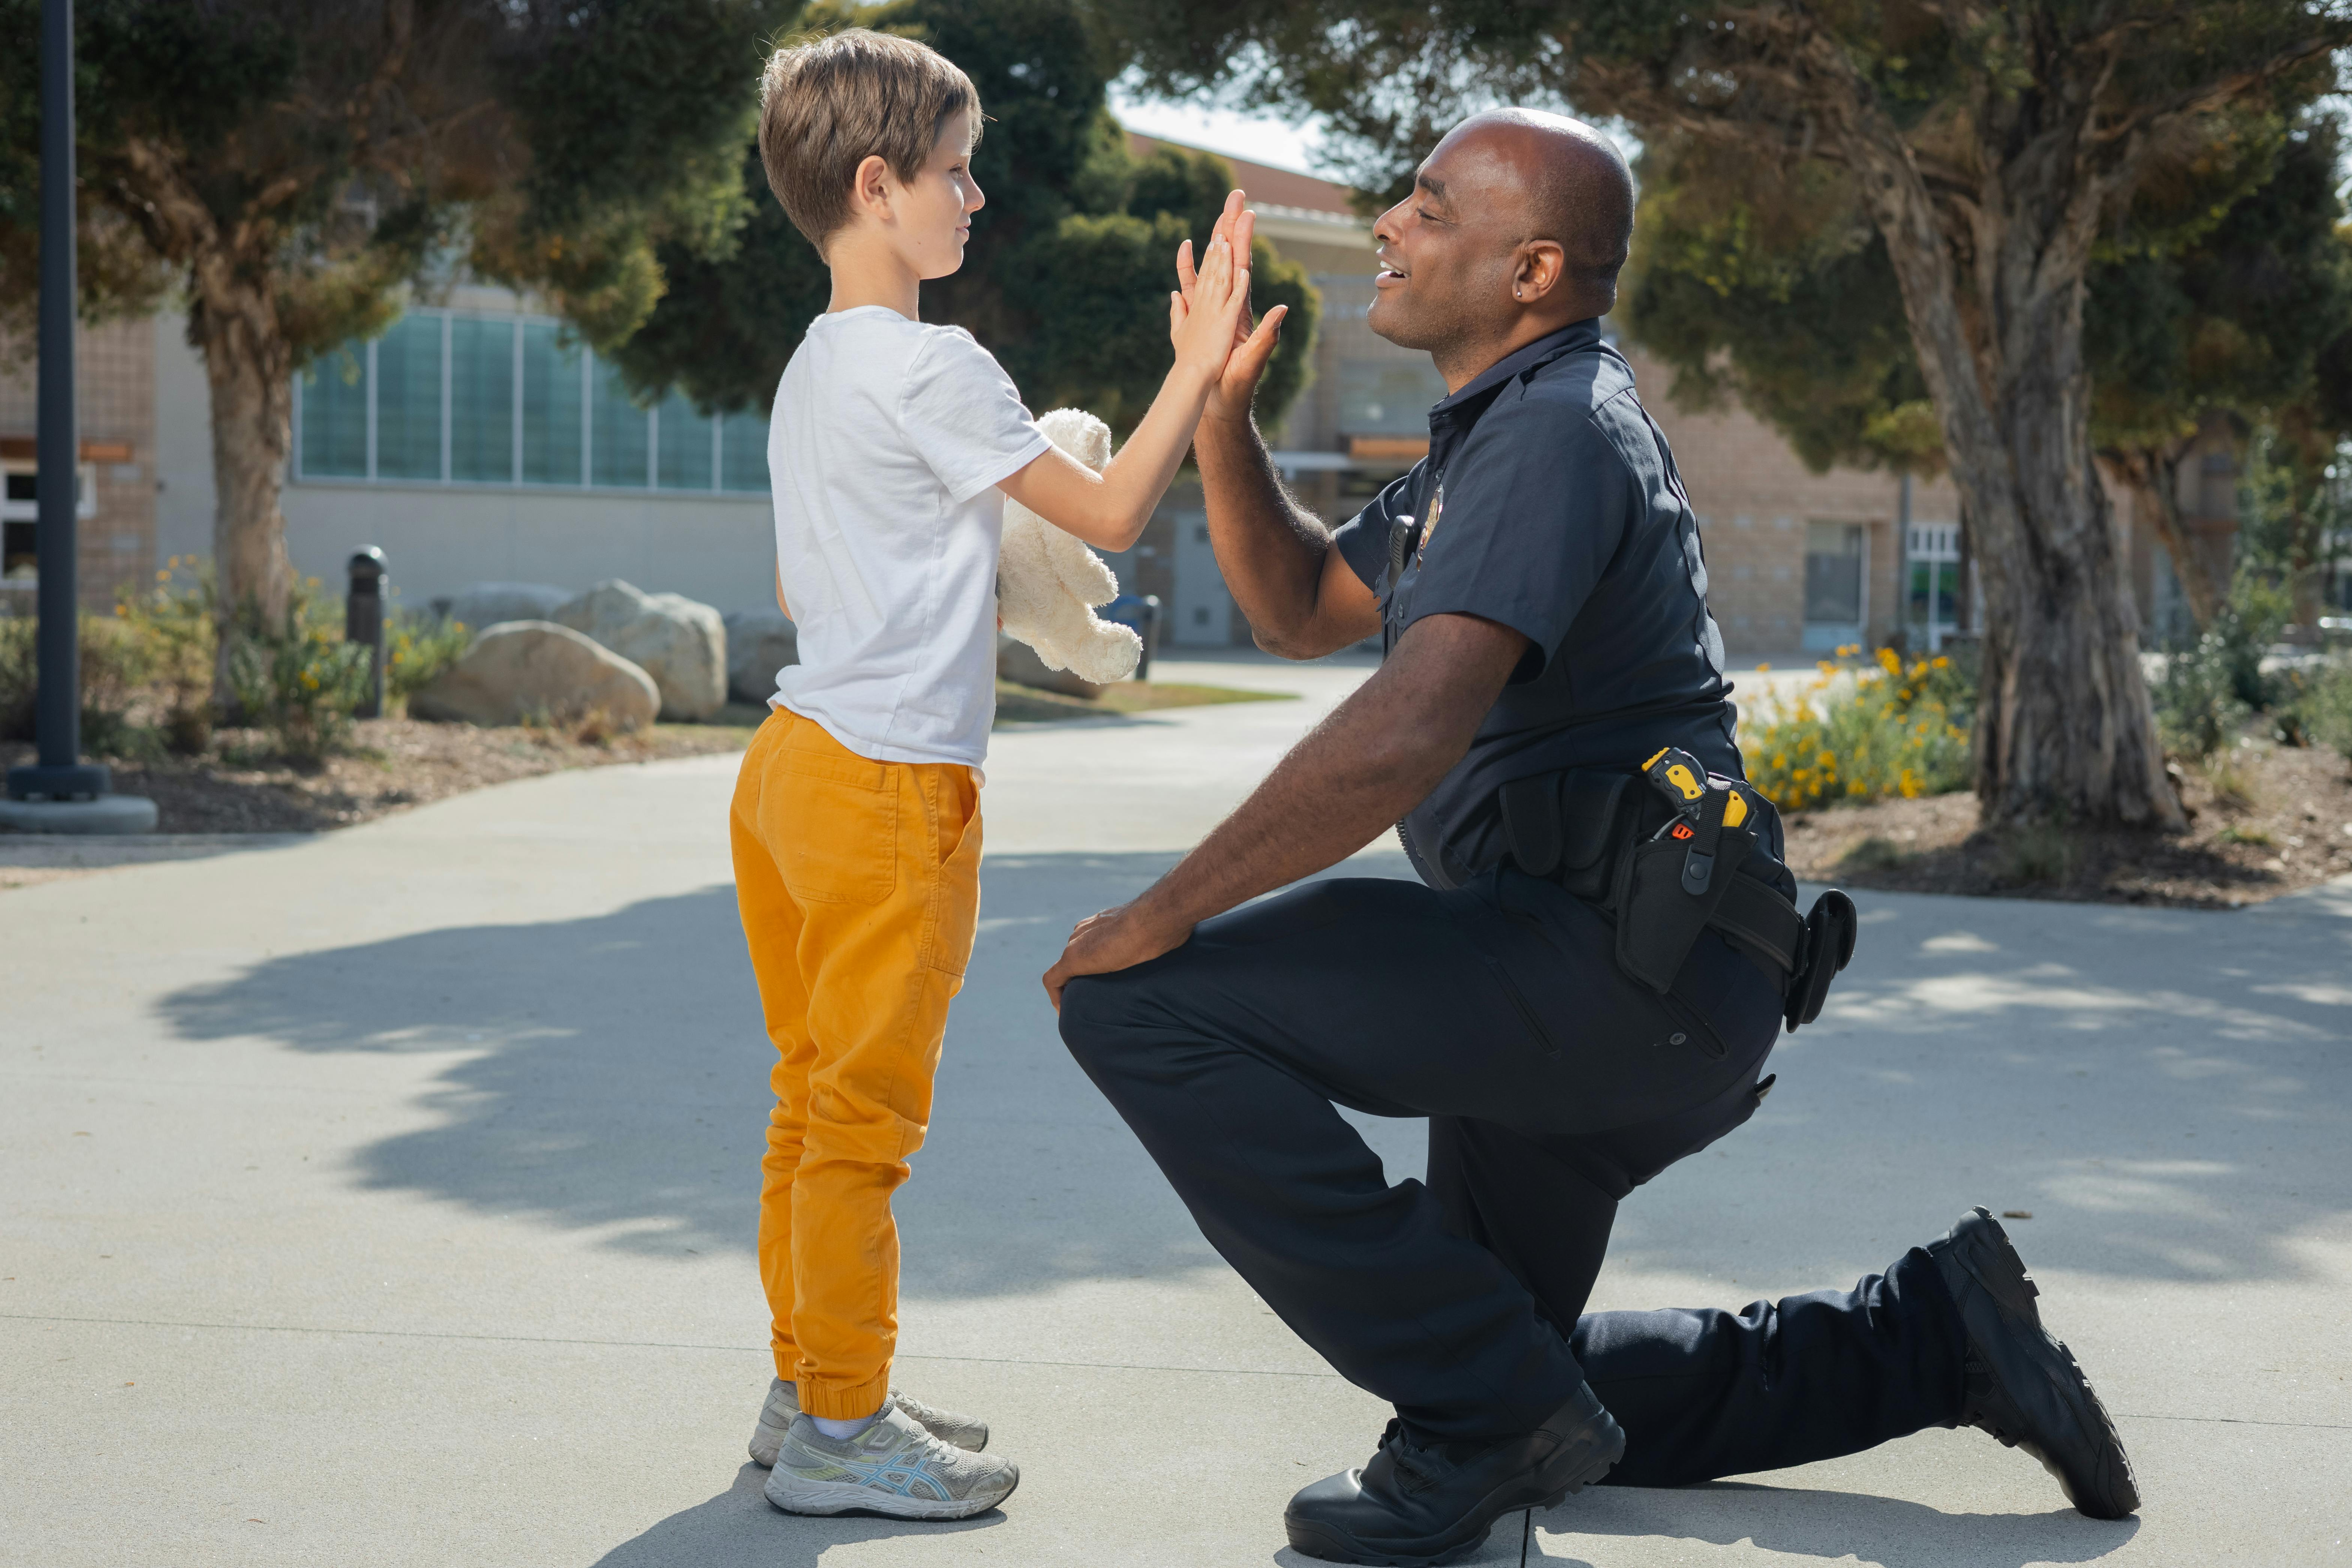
[1500,769,1636,900]
[1612,817,1759,994]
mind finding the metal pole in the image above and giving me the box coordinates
[346,547,387,719]
[6,0,108,804]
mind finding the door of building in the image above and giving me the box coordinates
[1171,510,1231,646]
[1802,521,1868,651]
[1905,522,1961,651]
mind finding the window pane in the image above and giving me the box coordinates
[450,317,514,483]
[376,314,443,480]
[590,355,649,487]
[655,390,713,490]
[720,409,769,492]
[521,323,583,485]
[299,345,369,478]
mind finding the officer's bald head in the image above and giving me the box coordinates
[1368,109,1635,378]
[1449,109,1634,309]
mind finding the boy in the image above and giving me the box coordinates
[732,28,1278,1521]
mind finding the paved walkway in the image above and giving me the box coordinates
[3,651,2348,1566]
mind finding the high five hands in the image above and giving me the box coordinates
[1040,191,1285,1015]
[1176,191,1289,422]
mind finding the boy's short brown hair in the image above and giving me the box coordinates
[758,29,982,251]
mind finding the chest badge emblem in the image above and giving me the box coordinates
[1419,485,1444,559]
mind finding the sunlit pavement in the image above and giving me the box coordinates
[3,646,2347,1566]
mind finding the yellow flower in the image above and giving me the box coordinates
[1931,656,1949,669]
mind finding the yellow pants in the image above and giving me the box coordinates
[728,707,983,1418]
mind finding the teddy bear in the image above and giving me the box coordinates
[997,407,1144,686]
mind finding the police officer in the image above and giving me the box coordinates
[1046,110,2137,1566]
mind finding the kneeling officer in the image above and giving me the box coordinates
[1046,110,2137,1566]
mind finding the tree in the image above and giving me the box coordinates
[0,0,775,677]
[610,0,1320,436]
[1107,0,2352,827]
[1626,112,2352,633]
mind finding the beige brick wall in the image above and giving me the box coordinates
[0,317,159,613]
[1619,344,1961,657]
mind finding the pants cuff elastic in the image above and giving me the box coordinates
[797,1365,892,1421]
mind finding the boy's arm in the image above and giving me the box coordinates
[996,197,1279,553]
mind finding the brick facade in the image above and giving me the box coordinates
[0,316,160,614]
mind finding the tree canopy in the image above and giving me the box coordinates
[0,0,777,645]
[609,0,1320,437]
[1101,0,2352,827]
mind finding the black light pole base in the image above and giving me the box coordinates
[7,761,112,801]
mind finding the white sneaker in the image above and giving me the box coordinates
[748,1377,989,1466]
[762,1406,1019,1519]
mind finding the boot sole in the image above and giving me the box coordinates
[1946,1210,2140,1519]
[1283,1414,1626,1566]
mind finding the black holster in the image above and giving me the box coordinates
[1498,766,1856,1031]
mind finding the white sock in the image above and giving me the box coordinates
[810,1406,884,1440]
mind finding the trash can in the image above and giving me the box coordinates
[1102,593,1162,680]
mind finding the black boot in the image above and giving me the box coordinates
[1283,1384,1626,1566]
[1928,1207,2140,1519]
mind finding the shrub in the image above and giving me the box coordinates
[0,608,153,753]
[2289,657,2352,763]
[227,578,372,763]
[1741,644,1975,810]
[2155,636,2250,760]
[385,607,470,702]
[114,557,218,753]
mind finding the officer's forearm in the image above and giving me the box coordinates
[1195,411,1334,656]
[1133,614,1523,934]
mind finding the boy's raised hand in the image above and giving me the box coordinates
[1175,191,1288,423]
[1168,221,1252,387]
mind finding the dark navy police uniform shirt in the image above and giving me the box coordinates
[1329,318,1742,889]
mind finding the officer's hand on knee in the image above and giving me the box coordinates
[1043,902,1192,1011]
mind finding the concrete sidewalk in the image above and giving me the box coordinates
[3,653,2348,1566]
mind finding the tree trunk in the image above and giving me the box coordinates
[2108,443,2222,630]
[187,256,296,706]
[1841,111,2183,829]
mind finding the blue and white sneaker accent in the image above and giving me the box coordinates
[763,1405,1019,1519]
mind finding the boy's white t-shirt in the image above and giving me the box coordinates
[766,307,1050,771]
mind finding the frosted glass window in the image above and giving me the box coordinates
[300,346,369,478]
[720,409,769,492]
[590,356,649,488]
[521,323,583,485]
[376,314,443,480]
[655,391,713,491]
[449,317,514,482]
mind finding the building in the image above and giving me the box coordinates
[3,133,2235,656]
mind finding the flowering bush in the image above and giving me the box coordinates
[1739,644,1975,810]
[227,577,372,763]
[115,557,219,753]
[386,606,470,702]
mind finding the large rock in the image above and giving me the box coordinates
[998,633,1106,700]
[440,582,568,632]
[409,621,659,731]
[552,580,727,721]
[723,608,799,704]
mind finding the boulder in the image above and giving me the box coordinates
[409,621,659,731]
[723,608,800,704]
[440,582,568,632]
[552,580,727,721]
[999,633,1106,700]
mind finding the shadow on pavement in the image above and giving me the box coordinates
[154,852,1222,1298]
[1533,1481,2139,1567]
[589,1464,1009,1567]
[154,857,2350,1303]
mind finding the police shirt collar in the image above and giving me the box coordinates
[1430,318,1605,417]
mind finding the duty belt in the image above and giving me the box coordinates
[1498,754,1856,1032]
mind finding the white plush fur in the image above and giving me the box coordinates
[996,407,1143,684]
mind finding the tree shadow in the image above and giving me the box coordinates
[588,1463,1011,1568]
[152,852,1224,1297]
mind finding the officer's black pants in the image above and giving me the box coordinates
[1059,867,1967,1484]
